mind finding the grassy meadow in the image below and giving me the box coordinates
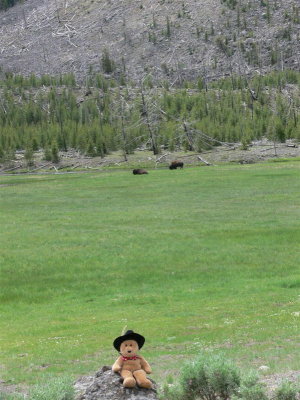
[0,161,300,386]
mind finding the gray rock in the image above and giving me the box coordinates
[75,366,158,400]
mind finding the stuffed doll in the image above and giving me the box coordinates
[112,330,152,389]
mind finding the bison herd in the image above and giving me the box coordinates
[133,161,184,175]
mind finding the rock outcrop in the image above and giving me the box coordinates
[75,366,158,400]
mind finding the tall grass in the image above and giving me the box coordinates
[29,376,74,400]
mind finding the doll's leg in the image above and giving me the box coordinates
[120,370,136,388]
[133,370,152,389]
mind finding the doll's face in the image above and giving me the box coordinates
[120,340,139,357]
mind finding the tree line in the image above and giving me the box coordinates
[0,70,299,163]
[0,0,22,10]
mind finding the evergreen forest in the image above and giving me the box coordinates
[0,0,22,10]
[0,69,299,163]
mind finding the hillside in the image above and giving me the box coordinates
[0,0,299,83]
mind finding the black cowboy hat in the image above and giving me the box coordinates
[113,330,145,351]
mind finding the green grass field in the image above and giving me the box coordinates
[0,161,299,386]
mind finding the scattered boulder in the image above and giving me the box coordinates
[258,365,270,372]
[75,366,158,400]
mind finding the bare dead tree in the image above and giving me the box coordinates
[183,122,195,151]
[54,0,61,23]
[140,80,160,155]
[22,9,27,29]
[118,90,128,161]
[203,62,208,92]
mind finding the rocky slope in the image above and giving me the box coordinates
[0,0,299,83]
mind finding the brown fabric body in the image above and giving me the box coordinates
[120,358,143,372]
[112,339,152,388]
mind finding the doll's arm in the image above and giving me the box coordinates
[140,356,152,374]
[112,356,123,372]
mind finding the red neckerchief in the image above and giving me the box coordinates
[122,355,140,361]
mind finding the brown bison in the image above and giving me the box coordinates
[169,161,184,170]
[133,169,148,175]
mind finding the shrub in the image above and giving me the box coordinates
[29,376,74,400]
[240,135,252,150]
[179,352,241,400]
[233,372,268,400]
[160,355,300,400]
[160,383,183,400]
[274,381,299,400]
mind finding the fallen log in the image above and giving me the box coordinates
[58,164,73,170]
[197,155,212,166]
[30,163,52,172]
[71,163,82,169]
[155,153,170,163]
[1,164,22,172]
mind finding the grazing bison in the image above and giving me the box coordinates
[133,169,148,175]
[169,161,184,170]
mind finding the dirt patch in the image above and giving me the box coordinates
[0,381,28,397]
[261,370,300,399]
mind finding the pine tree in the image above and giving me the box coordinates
[51,140,60,163]
[96,138,104,158]
[102,48,115,74]
[24,142,34,166]
[44,146,52,161]
[86,140,97,157]
[166,16,171,37]
[0,144,4,161]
